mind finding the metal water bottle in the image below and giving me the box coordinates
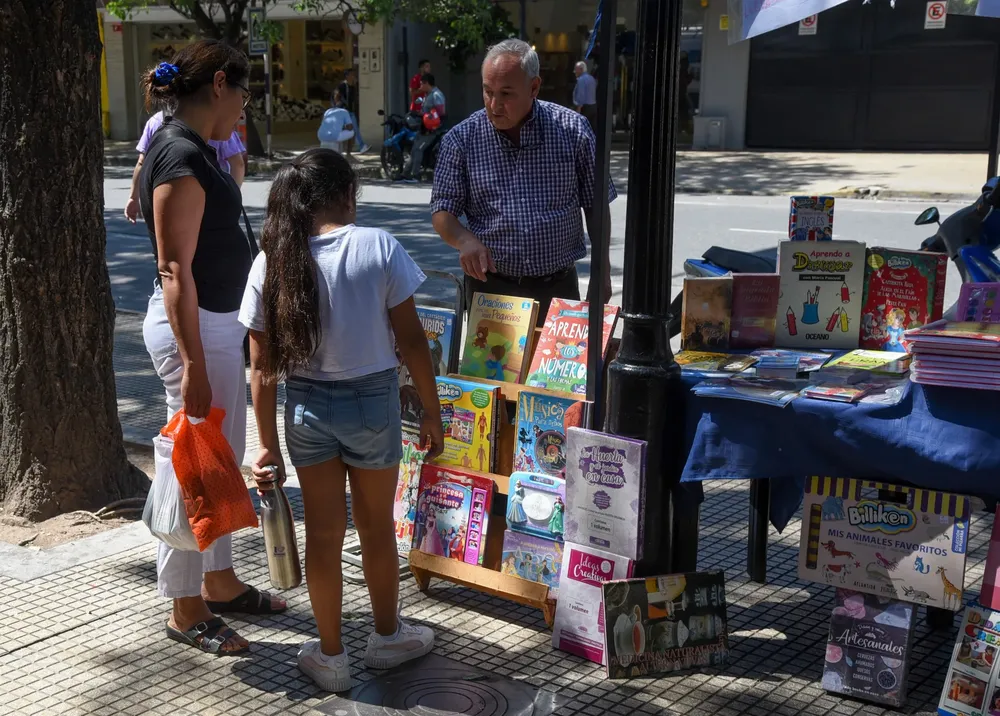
[260,465,302,590]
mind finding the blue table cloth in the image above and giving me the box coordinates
[679,376,1000,532]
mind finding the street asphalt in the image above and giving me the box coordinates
[102,172,968,317]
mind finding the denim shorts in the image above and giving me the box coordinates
[284,368,402,470]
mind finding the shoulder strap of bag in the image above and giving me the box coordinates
[242,208,260,258]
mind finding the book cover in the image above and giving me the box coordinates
[751,348,833,372]
[789,195,835,241]
[680,277,732,351]
[802,385,874,404]
[433,376,500,473]
[551,542,634,666]
[776,240,866,350]
[939,602,1000,716]
[730,274,781,349]
[906,320,1000,345]
[602,571,729,679]
[755,355,801,379]
[822,350,912,375]
[506,471,566,541]
[525,299,621,396]
[460,293,538,383]
[859,248,948,352]
[500,530,564,598]
[393,441,429,558]
[564,428,647,561]
[413,465,495,566]
[958,283,1000,324]
[823,590,916,707]
[513,391,591,478]
[675,351,758,375]
[692,377,807,407]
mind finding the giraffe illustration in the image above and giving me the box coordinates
[937,567,962,609]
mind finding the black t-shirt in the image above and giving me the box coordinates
[138,118,253,313]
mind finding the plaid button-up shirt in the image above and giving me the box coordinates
[430,100,617,278]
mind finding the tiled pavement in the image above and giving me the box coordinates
[0,313,987,715]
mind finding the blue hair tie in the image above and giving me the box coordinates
[153,62,180,87]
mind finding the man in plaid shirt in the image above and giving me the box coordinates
[430,39,616,324]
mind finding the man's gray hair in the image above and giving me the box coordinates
[483,38,540,79]
[575,61,588,71]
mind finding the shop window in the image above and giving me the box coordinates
[305,19,352,104]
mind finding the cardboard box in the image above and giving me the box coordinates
[939,602,1000,716]
[798,477,970,609]
[823,589,916,707]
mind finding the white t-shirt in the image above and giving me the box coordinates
[238,225,425,381]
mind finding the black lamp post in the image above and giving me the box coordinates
[603,0,696,576]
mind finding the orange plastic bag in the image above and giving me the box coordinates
[161,408,258,551]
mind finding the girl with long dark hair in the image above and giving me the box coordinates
[240,148,443,691]
[139,39,286,657]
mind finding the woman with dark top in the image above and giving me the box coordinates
[138,39,286,657]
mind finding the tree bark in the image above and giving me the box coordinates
[0,0,146,520]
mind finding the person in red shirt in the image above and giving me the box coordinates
[410,59,431,106]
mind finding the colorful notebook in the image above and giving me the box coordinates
[789,196,835,241]
[776,240,866,350]
[859,248,947,352]
[525,299,620,396]
[680,277,732,351]
[460,293,538,383]
[602,571,729,679]
[730,274,781,349]
[413,465,495,566]
[564,428,647,561]
[433,376,501,473]
[513,391,591,478]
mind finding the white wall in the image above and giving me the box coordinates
[357,21,387,148]
[695,2,750,149]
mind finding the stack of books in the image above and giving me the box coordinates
[905,320,1000,391]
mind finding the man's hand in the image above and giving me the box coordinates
[125,197,141,224]
[458,232,496,281]
[587,269,613,306]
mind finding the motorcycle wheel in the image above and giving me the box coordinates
[381,145,405,181]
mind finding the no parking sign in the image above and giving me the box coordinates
[798,14,818,35]
[925,0,948,29]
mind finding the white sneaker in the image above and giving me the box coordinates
[364,619,435,669]
[297,639,352,692]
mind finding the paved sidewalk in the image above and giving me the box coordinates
[106,134,992,199]
[0,313,988,715]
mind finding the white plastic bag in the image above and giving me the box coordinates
[141,434,199,552]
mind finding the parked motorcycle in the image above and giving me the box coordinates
[377,108,441,181]
[667,179,1000,338]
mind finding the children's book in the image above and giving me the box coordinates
[904,321,1000,355]
[525,299,620,396]
[675,351,758,376]
[513,391,591,478]
[680,277,732,351]
[565,428,647,561]
[789,196,835,241]
[820,350,912,375]
[393,441,429,558]
[501,530,564,598]
[755,355,801,379]
[776,240,866,350]
[692,376,807,407]
[730,274,781,349]
[859,248,947,352]
[751,348,833,372]
[802,384,875,404]
[433,376,501,473]
[460,293,538,383]
[824,590,916,707]
[938,602,1000,716]
[413,465,495,566]
[506,471,566,541]
[602,571,729,679]
[957,283,1000,324]
[552,542,634,666]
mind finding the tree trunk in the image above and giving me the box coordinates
[0,0,146,520]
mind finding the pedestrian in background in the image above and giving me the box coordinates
[410,58,431,106]
[400,73,445,183]
[138,39,286,657]
[241,148,442,691]
[572,60,598,130]
[431,39,616,324]
[334,68,369,154]
[125,106,247,223]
